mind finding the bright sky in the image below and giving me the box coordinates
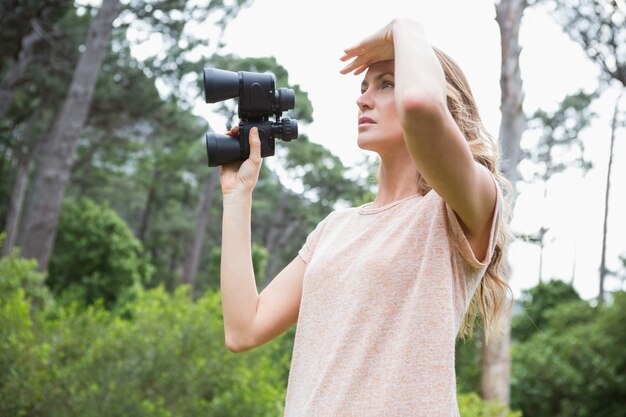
[199,0,626,302]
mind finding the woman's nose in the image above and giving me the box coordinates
[356,90,373,110]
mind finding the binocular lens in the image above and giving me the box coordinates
[204,68,240,103]
[206,133,242,167]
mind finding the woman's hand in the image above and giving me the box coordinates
[339,20,397,76]
[220,125,263,200]
[339,19,424,76]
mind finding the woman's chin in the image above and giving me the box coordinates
[356,136,381,152]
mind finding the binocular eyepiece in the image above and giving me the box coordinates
[203,68,299,167]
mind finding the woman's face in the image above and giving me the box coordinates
[355,60,405,154]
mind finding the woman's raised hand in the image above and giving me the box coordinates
[220,125,263,199]
[339,20,397,76]
[339,19,424,76]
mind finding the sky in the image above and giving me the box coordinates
[183,0,626,301]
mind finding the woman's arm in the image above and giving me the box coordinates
[219,127,306,353]
[219,127,263,352]
[392,19,496,238]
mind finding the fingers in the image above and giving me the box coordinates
[221,160,243,174]
[340,55,372,75]
[248,127,262,165]
[224,125,261,164]
[352,65,368,76]
[341,44,365,58]
[226,125,240,138]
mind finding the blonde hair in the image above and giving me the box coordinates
[425,47,515,345]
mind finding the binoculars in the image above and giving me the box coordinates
[203,68,299,167]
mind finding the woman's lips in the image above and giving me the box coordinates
[358,116,376,126]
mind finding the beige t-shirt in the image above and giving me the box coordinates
[283,184,502,417]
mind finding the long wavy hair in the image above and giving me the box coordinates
[425,47,515,345]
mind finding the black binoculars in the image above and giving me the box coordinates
[203,68,299,167]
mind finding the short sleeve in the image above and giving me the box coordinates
[298,214,331,264]
[445,173,503,268]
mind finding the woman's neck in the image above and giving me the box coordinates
[371,152,421,208]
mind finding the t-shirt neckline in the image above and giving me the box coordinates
[357,194,422,215]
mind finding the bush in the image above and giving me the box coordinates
[45,286,289,417]
[458,392,522,417]
[47,198,153,308]
[0,265,291,417]
[512,279,581,343]
[511,293,626,417]
[0,249,51,417]
[456,335,481,393]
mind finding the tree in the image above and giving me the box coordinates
[15,0,254,271]
[47,198,152,308]
[483,0,528,406]
[0,0,73,121]
[546,0,626,303]
[1,2,84,256]
[19,0,121,270]
[511,291,626,417]
[511,279,582,342]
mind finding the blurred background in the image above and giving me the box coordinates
[0,0,624,416]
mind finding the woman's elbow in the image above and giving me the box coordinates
[225,332,255,353]
[399,91,447,126]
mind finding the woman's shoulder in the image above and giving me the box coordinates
[309,205,358,229]
[324,205,361,222]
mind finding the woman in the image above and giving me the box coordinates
[219,18,513,417]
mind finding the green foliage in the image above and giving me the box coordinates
[0,0,75,65]
[511,292,626,417]
[455,336,481,394]
[458,392,522,417]
[47,198,153,308]
[0,275,291,417]
[512,279,582,342]
[523,90,596,182]
[0,247,53,310]
[0,248,51,417]
[43,286,288,417]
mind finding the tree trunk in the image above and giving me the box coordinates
[263,190,288,255]
[2,105,47,255]
[482,0,528,406]
[496,0,527,186]
[2,159,30,256]
[181,168,220,288]
[480,308,512,402]
[263,219,299,288]
[0,17,43,121]
[137,166,161,242]
[19,0,120,270]
[598,88,624,304]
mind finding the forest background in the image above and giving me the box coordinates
[1,0,625,416]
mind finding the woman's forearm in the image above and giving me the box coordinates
[392,18,447,121]
[220,193,259,350]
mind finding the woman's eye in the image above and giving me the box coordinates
[382,80,395,89]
